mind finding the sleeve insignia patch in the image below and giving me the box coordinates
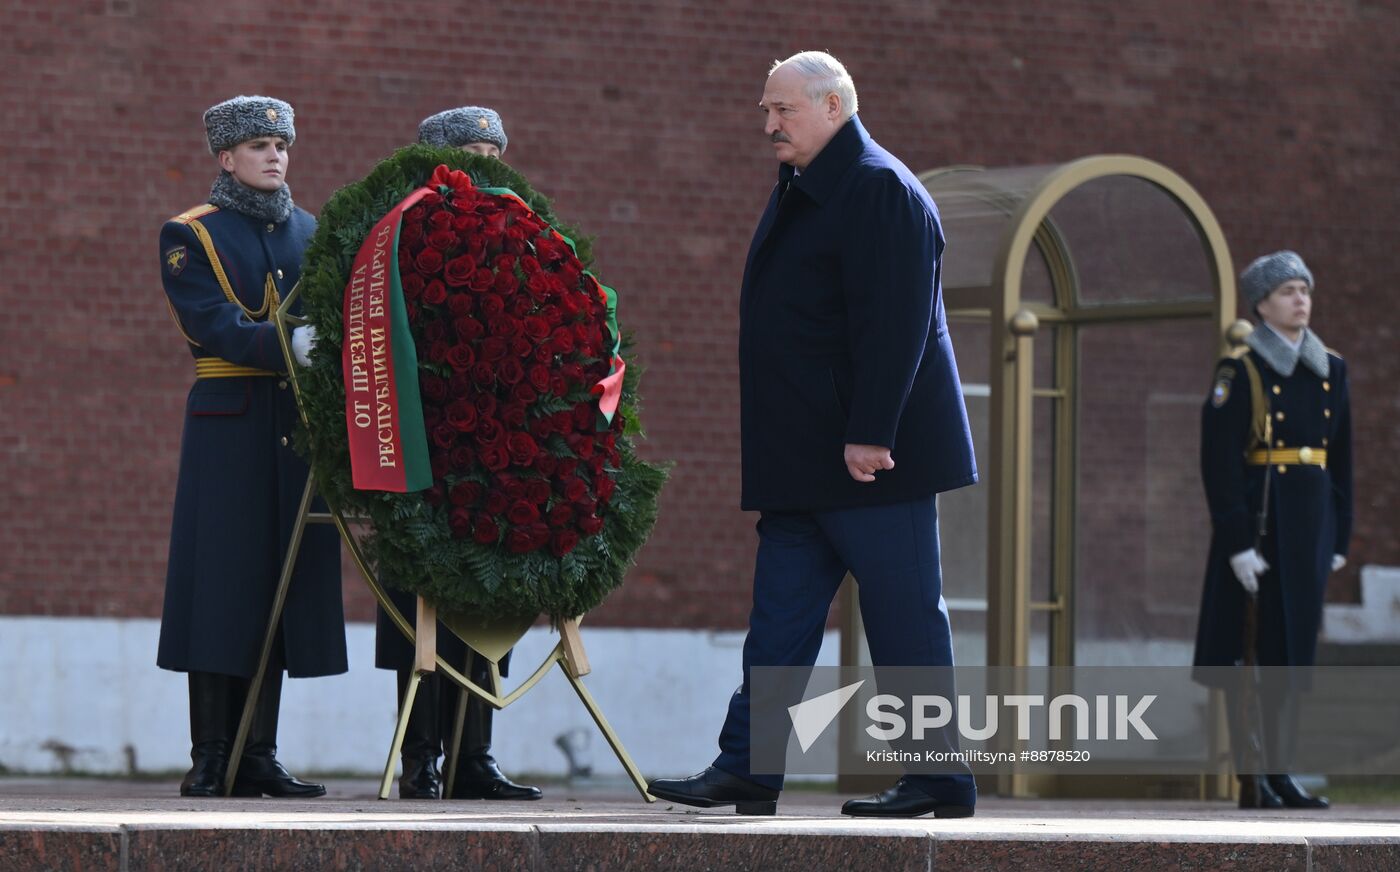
[1211,377,1231,407]
[165,245,188,276]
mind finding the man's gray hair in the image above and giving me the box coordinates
[769,51,859,118]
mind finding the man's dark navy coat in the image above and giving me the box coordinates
[738,115,977,511]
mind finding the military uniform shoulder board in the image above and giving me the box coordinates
[1226,346,1250,360]
[169,203,219,225]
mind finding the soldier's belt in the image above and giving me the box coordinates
[1246,447,1327,467]
[195,358,278,379]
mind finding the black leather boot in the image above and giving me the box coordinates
[396,668,443,799]
[231,670,326,798]
[1226,686,1283,809]
[445,653,541,800]
[1264,690,1329,809]
[180,671,232,797]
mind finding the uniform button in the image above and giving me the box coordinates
[1277,465,1287,474]
[1271,385,1281,395]
[1275,411,1285,421]
[1324,409,1332,418]
[266,223,276,233]
[1323,381,1331,392]
[1298,446,1314,463]
[1323,438,1329,446]
[279,436,289,446]
[276,269,284,280]
[277,380,288,390]
[1276,440,1285,448]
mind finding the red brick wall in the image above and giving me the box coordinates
[1,1,1395,628]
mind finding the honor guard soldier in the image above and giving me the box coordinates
[1193,251,1353,809]
[371,106,541,802]
[157,95,347,798]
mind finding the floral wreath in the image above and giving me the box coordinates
[295,145,666,622]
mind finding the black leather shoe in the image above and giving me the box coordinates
[397,669,443,799]
[234,754,327,798]
[450,755,543,801]
[647,767,779,816]
[1238,774,1284,809]
[1267,775,1329,809]
[180,672,233,797]
[841,778,975,818]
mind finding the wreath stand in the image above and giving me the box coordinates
[221,285,653,802]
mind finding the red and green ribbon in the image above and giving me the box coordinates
[341,188,433,492]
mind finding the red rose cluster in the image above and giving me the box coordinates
[401,166,624,557]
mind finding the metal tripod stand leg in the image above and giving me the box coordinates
[560,650,653,802]
[381,669,427,800]
[224,474,317,797]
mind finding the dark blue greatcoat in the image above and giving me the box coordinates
[156,202,347,679]
[738,115,977,512]
[1192,347,1353,684]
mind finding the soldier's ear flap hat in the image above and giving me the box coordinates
[204,95,296,154]
[1240,250,1313,306]
[417,106,508,153]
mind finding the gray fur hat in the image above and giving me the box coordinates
[418,106,508,153]
[1240,250,1314,305]
[204,95,296,154]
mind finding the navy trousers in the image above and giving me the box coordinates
[712,496,974,801]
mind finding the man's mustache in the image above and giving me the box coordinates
[770,132,791,144]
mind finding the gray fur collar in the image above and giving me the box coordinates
[1247,323,1330,378]
[208,171,294,224]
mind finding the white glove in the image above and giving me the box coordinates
[291,325,317,367]
[1229,548,1269,595]
[1331,554,1347,573]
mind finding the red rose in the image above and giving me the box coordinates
[522,316,550,341]
[507,500,540,525]
[468,235,488,258]
[400,222,424,246]
[474,392,497,418]
[415,248,444,275]
[510,382,538,406]
[574,497,598,517]
[480,294,506,318]
[406,205,427,222]
[449,481,481,507]
[527,522,552,549]
[533,344,554,365]
[423,405,443,428]
[550,529,580,557]
[501,402,528,429]
[548,504,575,528]
[450,444,476,472]
[429,209,452,231]
[527,364,551,392]
[507,432,539,466]
[453,317,485,340]
[550,327,575,354]
[421,191,445,209]
[448,506,473,538]
[551,374,569,397]
[485,490,510,515]
[445,344,475,372]
[541,306,564,327]
[444,256,476,287]
[423,320,447,342]
[578,514,604,535]
[509,337,532,359]
[498,358,524,386]
[472,514,500,544]
[491,316,523,338]
[452,213,481,234]
[526,272,554,301]
[446,399,477,432]
[429,454,449,480]
[422,280,448,305]
[494,270,519,295]
[446,293,473,317]
[431,423,457,449]
[534,454,559,477]
[571,434,596,460]
[506,527,536,554]
[469,268,494,293]
[571,404,595,431]
[401,273,425,301]
[428,229,456,251]
[573,322,591,345]
[557,457,579,476]
[419,375,448,404]
[536,235,569,266]
[476,417,505,447]
[448,372,472,397]
[471,362,495,387]
[558,262,582,289]
[561,363,586,385]
[520,255,542,275]
[493,254,517,273]
[498,474,526,499]
[427,340,450,364]
[562,477,588,503]
[596,475,617,503]
[480,445,510,472]
[526,479,551,505]
[480,337,509,362]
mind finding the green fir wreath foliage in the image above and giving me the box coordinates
[294,145,667,622]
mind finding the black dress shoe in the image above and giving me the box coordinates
[449,756,543,801]
[841,778,975,818]
[1238,774,1284,809]
[647,766,779,816]
[400,755,442,800]
[179,746,229,797]
[1267,775,1329,809]
[233,754,327,798]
